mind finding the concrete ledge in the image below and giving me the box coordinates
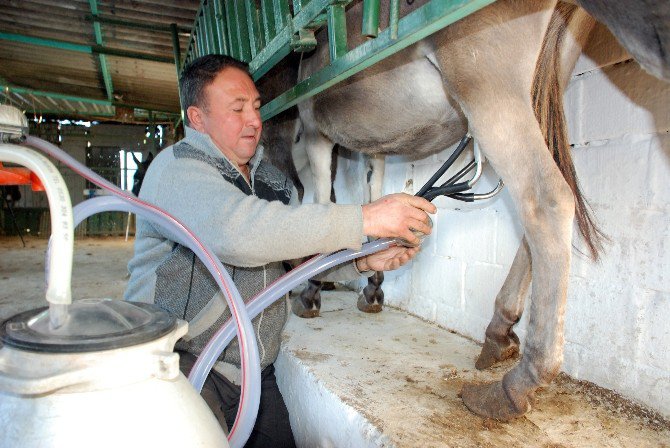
[276,290,669,448]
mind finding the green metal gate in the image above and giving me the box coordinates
[183,0,495,121]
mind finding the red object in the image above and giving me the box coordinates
[0,162,45,191]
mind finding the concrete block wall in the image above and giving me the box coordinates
[324,30,669,416]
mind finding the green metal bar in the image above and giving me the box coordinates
[0,32,173,63]
[200,8,213,55]
[0,85,111,105]
[86,14,191,34]
[245,1,264,58]
[171,22,184,121]
[91,46,174,63]
[249,0,334,79]
[362,0,380,38]
[0,31,92,53]
[114,103,180,115]
[171,24,183,76]
[89,0,114,102]
[293,0,303,14]
[260,0,277,43]
[273,0,290,30]
[233,1,252,62]
[260,0,496,120]
[214,0,230,56]
[390,0,400,39]
[196,24,206,56]
[207,0,222,54]
[224,2,241,59]
[327,4,347,61]
[189,33,199,59]
[1,83,180,117]
[26,109,116,117]
[198,10,210,55]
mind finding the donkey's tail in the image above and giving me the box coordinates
[532,3,605,260]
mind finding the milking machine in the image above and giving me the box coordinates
[415,133,504,203]
[0,105,501,447]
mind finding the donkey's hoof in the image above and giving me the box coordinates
[475,332,520,370]
[320,281,336,291]
[461,381,529,421]
[357,294,383,313]
[291,296,320,319]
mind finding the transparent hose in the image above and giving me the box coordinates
[71,197,395,416]
[188,238,394,390]
[0,144,73,329]
[24,137,260,448]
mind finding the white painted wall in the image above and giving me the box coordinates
[312,28,669,416]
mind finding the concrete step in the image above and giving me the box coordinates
[276,290,669,448]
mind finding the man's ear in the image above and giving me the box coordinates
[186,105,205,132]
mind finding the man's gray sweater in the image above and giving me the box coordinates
[125,127,366,378]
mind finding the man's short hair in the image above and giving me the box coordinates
[179,55,251,112]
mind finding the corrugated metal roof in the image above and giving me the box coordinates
[0,0,197,122]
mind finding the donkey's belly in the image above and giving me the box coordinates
[310,49,467,156]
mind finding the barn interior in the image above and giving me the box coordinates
[0,1,668,447]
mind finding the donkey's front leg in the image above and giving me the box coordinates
[475,237,531,370]
[358,154,387,313]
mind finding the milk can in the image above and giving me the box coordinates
[0,298,229,447]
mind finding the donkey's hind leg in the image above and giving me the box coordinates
[459,99,575,421]
[358,154,387,313]
[475,237,531,370]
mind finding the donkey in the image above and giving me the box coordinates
[131,152,153,197]
[262,0,668,421]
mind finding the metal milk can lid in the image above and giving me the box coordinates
[0,298,176,353]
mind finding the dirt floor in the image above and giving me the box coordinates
[1,236,669,447]
[0,236,133,322]
[283,292,670,448]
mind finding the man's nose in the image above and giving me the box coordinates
[246,109,262,128]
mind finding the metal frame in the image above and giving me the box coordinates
[88,0,114,102]
[0,32,175,64]
[0,84,180,120]
[182,0,496,121]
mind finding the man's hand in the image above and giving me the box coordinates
[361,193,436,246]
[356,245,421,272]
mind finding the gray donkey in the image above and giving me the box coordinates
[260,0,669,421]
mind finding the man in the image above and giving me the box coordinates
[125,54,435,447]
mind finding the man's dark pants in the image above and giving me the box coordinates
[179,351,296,448]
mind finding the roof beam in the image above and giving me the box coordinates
[0,84,179,116]
[89,0,114,102]
[0,84,110,105]
[0,32,174,64]
[86,13,191,34]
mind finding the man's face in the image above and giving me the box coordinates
[188,67,262,167]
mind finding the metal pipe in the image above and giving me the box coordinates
[416,133,471,197]
[472,179,504,200]
[245,1,263,58]
[210,0,224,54]
[259,0,496,121]
[467,140,483,187]
[88,0,115,102]
[390,0,400,39]
[362,0,380,38]
[213,0,230,56]
[171,24,183,77]
[208,0,221,54]
[327,4,348,62]
[199,7,212,55]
